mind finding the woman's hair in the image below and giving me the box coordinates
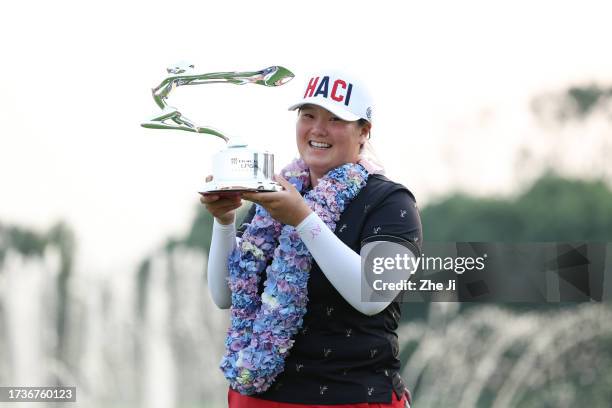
[356,120,386,174]
[359,140,385,174]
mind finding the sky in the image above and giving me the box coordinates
[1,0,611,276]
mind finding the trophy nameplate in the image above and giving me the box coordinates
[204,140,279,194]
[141,63,294,194]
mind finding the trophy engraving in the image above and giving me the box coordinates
[141,63,294,193]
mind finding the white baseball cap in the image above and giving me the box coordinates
[288,71,373,123]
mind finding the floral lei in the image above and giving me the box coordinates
[220,158,368,395]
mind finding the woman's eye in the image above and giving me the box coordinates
[330,116,341,122]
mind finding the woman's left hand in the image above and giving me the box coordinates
[241,175,312,226]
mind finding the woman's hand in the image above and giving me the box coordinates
[241,175,312,226]
[199,175,242,225]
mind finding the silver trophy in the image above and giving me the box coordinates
[141,63,294,194]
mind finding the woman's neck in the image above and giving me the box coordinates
[310,166,329,188]
[310,173,321,189]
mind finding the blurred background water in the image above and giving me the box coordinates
[1,201,611,408]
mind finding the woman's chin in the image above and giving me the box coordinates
[303,157,334,174]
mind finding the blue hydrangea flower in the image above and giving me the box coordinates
[222,159,368,395]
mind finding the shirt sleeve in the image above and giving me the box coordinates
[360,189,423,303]
[297,189,422,315]
[361,189,423,255]
[207,204,258,309]
[206,219,237,309]
[296,212,387,316]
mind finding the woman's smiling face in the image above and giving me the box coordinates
[296,104,370,183]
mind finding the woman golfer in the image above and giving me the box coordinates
[202,70,422,407]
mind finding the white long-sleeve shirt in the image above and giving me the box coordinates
[206,212,400,316]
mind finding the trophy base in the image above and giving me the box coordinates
[199,179,283,195]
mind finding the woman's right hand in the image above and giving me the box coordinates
[199,175,242,225]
